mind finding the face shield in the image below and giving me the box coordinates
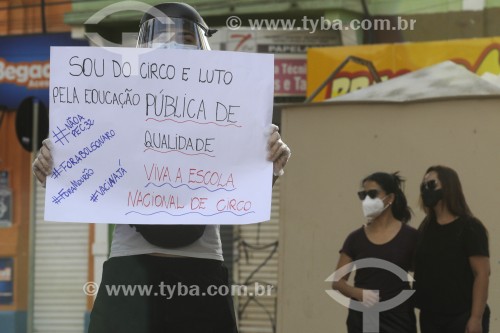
[137,16,212,50]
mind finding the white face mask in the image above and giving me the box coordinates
[152,41,199,50]
[362,196,389,221]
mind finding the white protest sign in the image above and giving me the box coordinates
[45,46,274,225]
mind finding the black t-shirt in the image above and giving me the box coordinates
[414,216,489,314]
[340,223,418,303]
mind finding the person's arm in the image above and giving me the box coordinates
[465,256,490,333]
[331,253,379,306]
[32,139,53,187]
[331,253,362,300]
[267,124,290,187]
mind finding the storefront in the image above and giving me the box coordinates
[0,32,88,333]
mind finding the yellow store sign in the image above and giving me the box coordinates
[307,37,500,102]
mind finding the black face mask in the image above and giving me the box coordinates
[421,188,443,208]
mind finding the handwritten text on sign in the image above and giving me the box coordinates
[45,47,274,225]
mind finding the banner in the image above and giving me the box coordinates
[0,33,88,109]
[307,37,500,102]
[45,47,274,225]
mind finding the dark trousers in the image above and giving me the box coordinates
[88,255,238,333]
[347,308,417,333]
[419,306,490,333]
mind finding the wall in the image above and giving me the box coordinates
[277,98,500,333]
[0,112,30,332]
[0,0,70,35]
[0,1,73,331]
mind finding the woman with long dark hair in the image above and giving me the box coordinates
[332,172,417,333]
[415,165,490,333]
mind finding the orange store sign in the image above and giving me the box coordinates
[307,37,500,102]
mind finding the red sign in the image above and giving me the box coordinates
[274,57,306,96]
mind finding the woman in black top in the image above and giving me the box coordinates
[332,172,418,333]
[415,165,490,333]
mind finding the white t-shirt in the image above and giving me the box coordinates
[109,224,223,261]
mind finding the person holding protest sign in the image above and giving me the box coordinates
[32,3,290,333]
[415,165,490,333]
[332,172,417,333]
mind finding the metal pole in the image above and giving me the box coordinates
[41,0,47,33]
[27,99,39,333]
[304,56,381,103]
